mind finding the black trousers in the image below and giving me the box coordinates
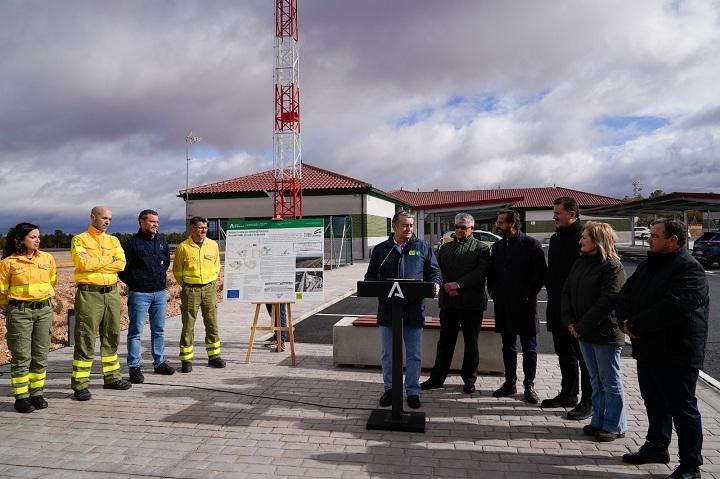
[551,328,592,401]
[637,362,703,467]
[427,308,481,385]
[501,333,537,387]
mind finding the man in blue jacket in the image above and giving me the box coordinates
[119,210,175,383]
[619,219,709,479]
[364,211,442,409]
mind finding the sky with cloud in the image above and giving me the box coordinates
[1,0,719,233]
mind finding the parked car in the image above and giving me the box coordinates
[633,227,650,240]
[692,231,720,268]
[435,230,501,251]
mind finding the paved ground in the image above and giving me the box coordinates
[1,262,720,478]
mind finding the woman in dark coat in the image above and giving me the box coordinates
[562,221,626,442]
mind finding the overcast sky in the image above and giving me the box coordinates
[1,0,719,233]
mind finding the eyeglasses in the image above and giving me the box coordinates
[192,226,208,230]
[454,225,470,231]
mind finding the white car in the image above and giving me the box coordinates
[435,230,501,250]
[633,227,650,240]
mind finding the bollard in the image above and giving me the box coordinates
[67,308,75,347]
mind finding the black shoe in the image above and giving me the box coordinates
[595,430,625,442]
[420,379,444,391]
[541,393,578,408]
[566,400,592,420]
[622,443,670,465]
[73,388,92,401]
[29,395,48,410]
[104,379,132,390]
[129,367,145,384]
[524,385,539,404]
[379,389,392,407]
[492,382,516,398]
[582,424,600,436]
[181,361,193,373]
[208,357,226,368]
[154,361,175,375]
[666,465,701,479]
[407,395,421,409]
[14,398,35,414]
[463,381,476,394]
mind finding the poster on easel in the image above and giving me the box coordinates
[224,218,325,302]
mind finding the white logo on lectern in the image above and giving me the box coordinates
[387,282,404,299]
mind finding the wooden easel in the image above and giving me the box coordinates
[245,300,296,366]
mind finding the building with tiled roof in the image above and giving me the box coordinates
[386,186,625,243]
[181,164,628,260]
[389,187,621,210]
[182,164,380,197]
[181,164,409,261]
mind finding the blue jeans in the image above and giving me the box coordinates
[265,304,288,341]
[127,290,167,368]
[379,325,422,396]
[579,341,627,434]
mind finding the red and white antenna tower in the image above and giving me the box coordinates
[273,0,303,218]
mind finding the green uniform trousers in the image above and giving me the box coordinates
[179,282,221,363]
[6,302,52,399]
[71,286,122,391]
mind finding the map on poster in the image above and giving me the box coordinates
[224,218,325,302]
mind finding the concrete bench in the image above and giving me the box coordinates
[333,316,504,374]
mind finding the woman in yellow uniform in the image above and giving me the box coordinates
[0,223,57,413]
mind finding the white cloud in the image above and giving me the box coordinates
[1,0,719,233]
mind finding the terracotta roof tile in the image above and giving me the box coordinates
[389,187,622,209]
[181,164,370,195]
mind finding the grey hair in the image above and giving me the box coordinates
[454,213,474,227]
[391,211,414,226]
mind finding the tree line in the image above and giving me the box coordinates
[0,230,188,250]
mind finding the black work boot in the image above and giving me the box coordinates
[73,388,92,401]
[29,395,48,410]
[181,361,193,373]
[14,398,35,414]
[208,357,226,368]
[104,379,132,390]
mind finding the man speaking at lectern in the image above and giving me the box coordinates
[364,211,442,410]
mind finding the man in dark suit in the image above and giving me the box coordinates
[619,219,709,479]
[542,196,593,421]
[488,210,546,403]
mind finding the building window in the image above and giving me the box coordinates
[207,219,219,240]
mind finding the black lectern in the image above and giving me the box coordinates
[357,279,436,433]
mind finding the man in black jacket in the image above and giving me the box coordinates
[421,213,490,394]
[542,197,593,421]
[619,219,709,479]
[119,210,175,383]
[488,210,546,403]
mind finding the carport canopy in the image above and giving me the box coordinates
[584,192,720,216]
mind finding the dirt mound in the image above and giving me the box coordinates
[0,268,224,365]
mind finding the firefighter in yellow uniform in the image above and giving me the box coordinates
[172,216,225,373]
[0,223,56,413]
[70,206,131,401]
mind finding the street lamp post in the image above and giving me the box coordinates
[185,131,201,231]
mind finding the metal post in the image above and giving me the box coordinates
[67,308,75,347]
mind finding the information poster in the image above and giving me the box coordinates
[224,218,325,302]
